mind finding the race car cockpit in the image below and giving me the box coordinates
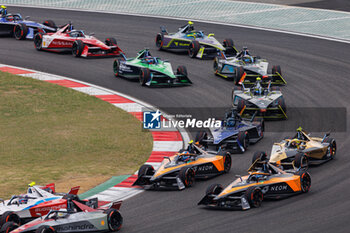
[68,30,85,38]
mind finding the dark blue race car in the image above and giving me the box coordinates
[195,109,264,153]
[0,6,56,40]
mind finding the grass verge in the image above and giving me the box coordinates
[0,71,153,198]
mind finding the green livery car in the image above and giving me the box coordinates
[113,49,192,87]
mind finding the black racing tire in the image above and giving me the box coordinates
[113,59,120,77]
[139,68,151,86]
[223,152,232,173]
[35,225,56,233]
[106,209,123,232]
[213,58,220,73]
[1,222,20,233]
[0,212,21,226]
[13,23,28,40]
[137,164,154,185]
[253,118,265,133]
[324,137,336,159]
[72,40,84,57]
[34,32,44,51]
[234,66,245,85]
[105,37,117,46]
[206,184,223,196]
[176,65,188,82]
[245,186,263,208]
[237,131,248,153]
[272,65,282,76]
[179,167,195,187]
[278,97,287,113]
[237,98,246,113]
[155,33,164,50]
[42,20,57,29]
[294,153,309,170]
[252,151,267,164]
[296,171,311,193]
[188,41,200,58]
[223,38,234,48]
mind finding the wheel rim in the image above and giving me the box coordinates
[72,43,77,56]
[186,169,195,186]
[113,61,119,77]
[109,211,122,230]
[139,71,144,84]
[224,155,231,172]
[14,26,21,39]
[156,36,162,48]
[251,190,263,207]
[35,35,42,49]
[301,174,311,192]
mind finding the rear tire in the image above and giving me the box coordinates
[106,209,123,232]
[176,65,188,82]
[42,20,56,29]
[245,186,263,208]
[252,151,267,164]
[206,184,223,196]
[72,40,84,57]
[0,211,20,226]
[237,98,246,113]
[237,131,248,153]
[294,153,309,170]
[13,23,28,40]
[272,65,282,75]
[1,222,19,233]
[234,67,245,85]
[223,152,232,173]
[139,68,151,86]
[296,171,311,193]
[188,41,200,58]
[34,32,43,51]
[278,97,287,113]
[105,37,117,46]
[155,33,164,50]
[35,225,56,233]
[179,167,195,187]
[324,137,336,159]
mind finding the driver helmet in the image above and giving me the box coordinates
[179,151,190,162]
[243,56,253,63]
[254,77,262,95]
[289,139,300,148]
[0,5,7,17]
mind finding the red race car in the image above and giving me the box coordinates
[33,23,125,58]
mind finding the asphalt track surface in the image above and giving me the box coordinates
[1,6,350,233]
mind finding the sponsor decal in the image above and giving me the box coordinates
[143,110,161,129]
[55,223,96,231]
[270,184,288,192]
[51,40,73,46]
[196,164,214,172]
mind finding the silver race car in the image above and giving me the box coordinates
[232,78,287,120]
[214,47,286,86]
[155,21,237,59]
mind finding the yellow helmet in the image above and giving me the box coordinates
[256,77,261,81]
[1,5,6,9]
[28,181,36,187]
[188,21,193,25]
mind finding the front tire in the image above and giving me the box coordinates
[179,167,195,187]
[237,131,248,153]
[34,32,44,51]
[113,59,120,77]
[106,209,123,232]
[188,41,200,58]
[72,40,84,57]
[324,137,336,159]
[137,164,154,185]
[245,186,263,208]
[176,65,188,82]
[1,222,19,233]
[105,37,117,46]
[223,152,232,173]
[294,153,309,170]
[139,68,151,86]
[155,33,164,50]
[252,151,267,164]
[206,184,223,196]
[13,23,28,40]
[296,171,311,193]
[0,211,20,226]
[42,20,57,29]
[234,66,245,85]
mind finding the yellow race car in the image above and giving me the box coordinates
[252,127,336,169]
[198,160,311,210]
[133,142,232,190]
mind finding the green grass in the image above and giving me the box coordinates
[0,71,153,198]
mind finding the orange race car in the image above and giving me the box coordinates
[198,159,311,210]
[133,142,232,190]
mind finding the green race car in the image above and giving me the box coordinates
[113,49,192,87]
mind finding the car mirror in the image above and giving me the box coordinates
[89,33,95,36]
[25,16,30,20]
[164,156,171,162]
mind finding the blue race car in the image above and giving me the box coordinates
[195,109,264,153]
[0,5,56,40]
